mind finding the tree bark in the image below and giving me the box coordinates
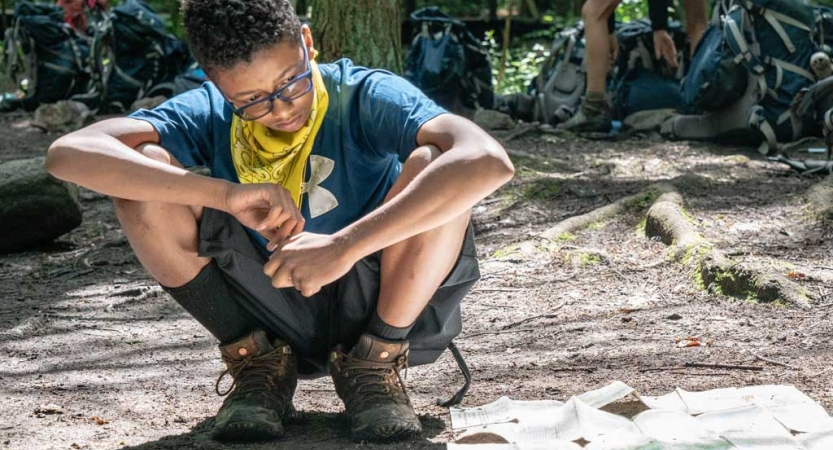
[311,0,403,73]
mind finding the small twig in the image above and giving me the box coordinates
[684,362,763,371]
[501,303,566,330]
[471,287,526,293]
[502,125,536,143]
[748,351,797,370]
[458,328,536,340]
[549,366,596,373]
[639,366,686,372]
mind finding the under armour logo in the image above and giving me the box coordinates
[302,155,338,218]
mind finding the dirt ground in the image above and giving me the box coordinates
[0,111,831,450]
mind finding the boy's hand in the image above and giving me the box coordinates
[653,30,679,69]
[263,232,355,297]
[223,183,305,242]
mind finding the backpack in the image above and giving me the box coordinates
[497,18,688,125]
[2,2,91,111]
[608,19,688,120]
[404,7,494,115]
[82,0,192,112]
[665,0,819,155]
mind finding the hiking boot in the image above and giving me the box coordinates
[330,334,422,441]
[557,97,612,133]
[212,330,298,442]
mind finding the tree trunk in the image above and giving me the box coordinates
[311,0,402,73]
[404,0,416,17]
[488,0,498,22]
[295,0,309,17]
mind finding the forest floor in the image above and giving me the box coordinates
[0,111,832,450]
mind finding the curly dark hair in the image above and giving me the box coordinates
[182,0,302,73]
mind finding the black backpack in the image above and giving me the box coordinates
[2,2,91,111]
[608,19,688,120]
[404,7,494,115]
[82,0,192,112]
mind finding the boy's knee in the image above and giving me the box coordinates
[582,0,615,23]
[401,145,442,180]
[136,142,174,165]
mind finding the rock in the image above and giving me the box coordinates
[623,108,676,131]
[31,101,93,133]
[473,109,516,131]
[129,96,168,113]
[0,157,82,253]
[35,403,63,414]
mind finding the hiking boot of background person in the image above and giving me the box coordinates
[330,334,422,441]
[212,330,298,442]
[557,97,612,133]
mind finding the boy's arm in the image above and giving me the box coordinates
[46,118,229,208]
[339,113,513,258]
[264,113,513,295]
[46,118,304,240]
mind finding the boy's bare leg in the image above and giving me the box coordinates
[376,145,470,327]
[330,144,471,441]
[583,0,622,95]
[111,144,210,288]
[683,0,708,54]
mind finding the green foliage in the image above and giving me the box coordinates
[617,0,649,23]
[484,29,551,95]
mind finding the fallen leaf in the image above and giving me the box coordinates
[675,336,707,348]
[787,270,806,280]
[91,416,109,425]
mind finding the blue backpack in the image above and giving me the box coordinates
[669,0,819,154]
[404,7,494,115]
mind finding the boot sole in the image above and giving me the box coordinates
[351,421,422,442]
[213,421,285,443]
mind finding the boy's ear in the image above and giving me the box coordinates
[302,25,316,55]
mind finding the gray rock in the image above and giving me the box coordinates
[129,96,168,113]
[0,157,82,253]
[473,109,516,131]
[31,101,93,133]
[623,108,676,131]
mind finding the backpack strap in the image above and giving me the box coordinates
[748,105,779,154]
[436,341,471,407]
[768,56,816,83]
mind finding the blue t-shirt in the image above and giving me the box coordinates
[129,59,446,249]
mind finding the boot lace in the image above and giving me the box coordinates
[338,354,411,411]
[215,348,288,399]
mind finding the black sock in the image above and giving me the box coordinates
[365,309,414,341]
[162,261,258,345]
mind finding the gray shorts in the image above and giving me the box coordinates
[197,208,480,377]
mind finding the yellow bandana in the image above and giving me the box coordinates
[230,59,329,208]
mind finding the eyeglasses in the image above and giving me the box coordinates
[230,45,313,121]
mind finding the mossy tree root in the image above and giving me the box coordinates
[645,191,813,309]
[806,175,833,222]
[538,182,676,240]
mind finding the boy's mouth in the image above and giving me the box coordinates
[270,114,303,131]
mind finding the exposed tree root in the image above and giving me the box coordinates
[539,182,675,240]
[492,181,814,307]
[493,182,675,259]
[806,175,833,222]
[645,191,813,309]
